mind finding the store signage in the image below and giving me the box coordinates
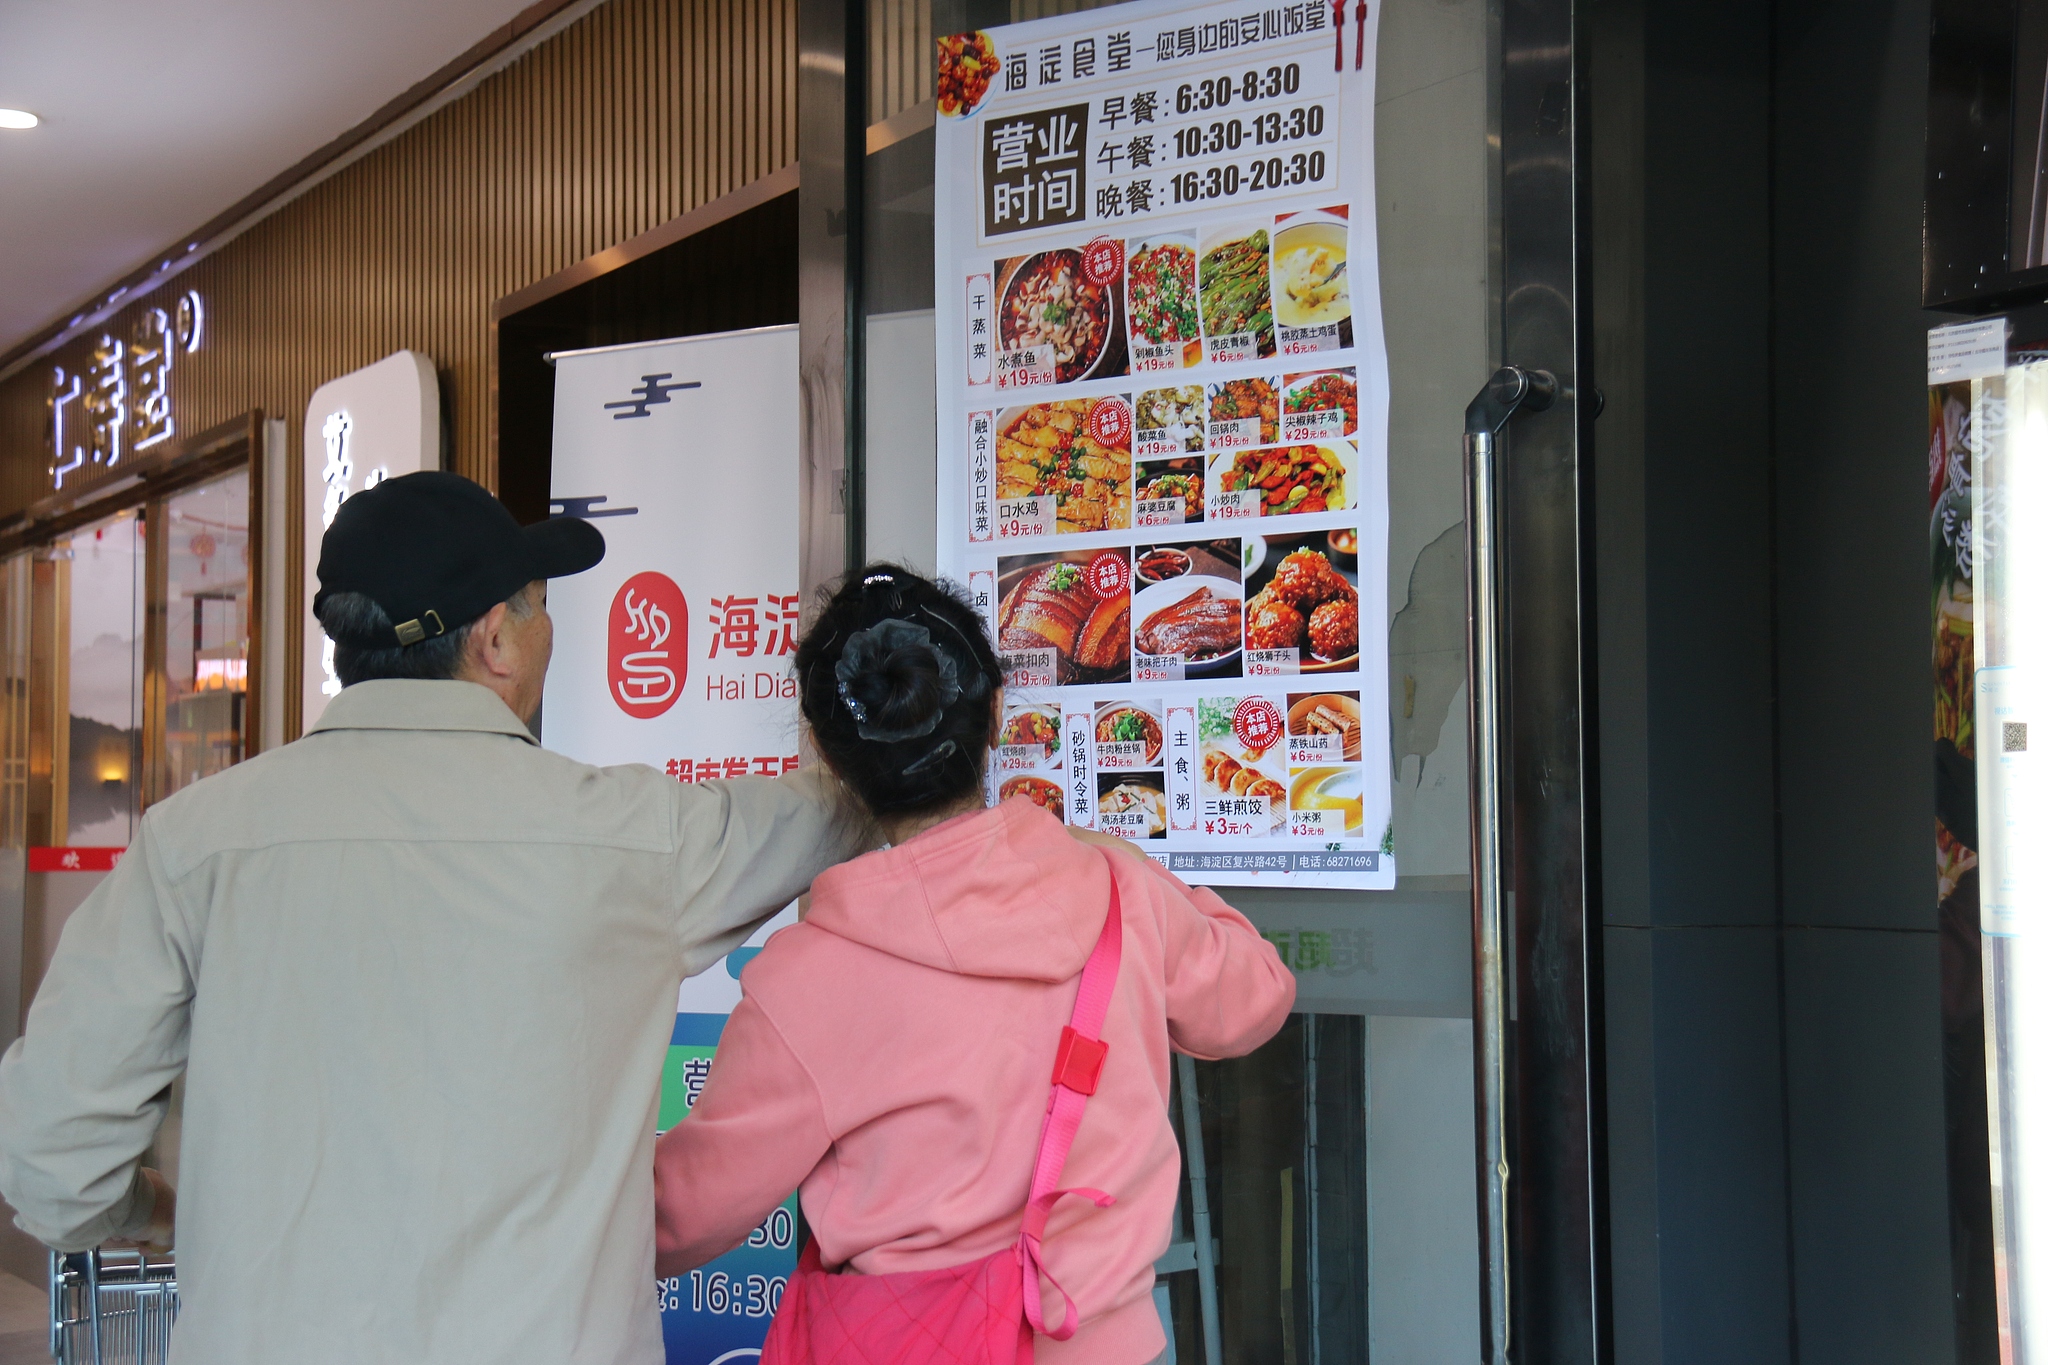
[934,0,1394,889]
[49,290,204,490]
[542,326,802,1365]
[300,351,440,729]
[27,847,125,873]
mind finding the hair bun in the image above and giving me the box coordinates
[794,563,1003,817]
[833,619,961,742]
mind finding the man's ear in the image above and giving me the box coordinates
[469,600,514,679]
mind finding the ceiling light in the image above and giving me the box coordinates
[0,109,39,130]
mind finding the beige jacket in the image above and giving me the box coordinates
[0,679,866,1364]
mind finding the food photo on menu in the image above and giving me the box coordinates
[1211,441,1353,519]
[1197,696,1289,836]
[1134,385,1206,455]
[997,703,1061,763]
[1283,689,1366,839]
[934,30,997,117]
[1094,699,1165,770]
[1096,771,1168,841]
[1198,223,1277,361]
[1134,455,1205,527]
[1207,374,1280,449]
[1125,232,1203,371]
[995,547,1132,686]
[1243,530,1362,674]
[994,397,1133,535]
[998,773,1066,823]
[1272,206,1354,353]
[1287,690,1364,763]
[1132,538,1245,680]
[995,246,1128,385]
[1281,368,1360,440]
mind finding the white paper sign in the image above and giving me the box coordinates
[1929,318,2008,385]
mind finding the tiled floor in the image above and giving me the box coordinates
[0,1270,40,1363]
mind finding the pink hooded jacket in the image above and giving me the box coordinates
[652,798,1294,1364]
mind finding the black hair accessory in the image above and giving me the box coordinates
[833,619,961,742]
[901,738,958,775]
[919,607,992,699]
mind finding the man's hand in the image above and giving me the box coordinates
[135,1167,174,1254]
[1067,825,1150,864]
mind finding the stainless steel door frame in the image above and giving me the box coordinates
[1469,0,1608,1360]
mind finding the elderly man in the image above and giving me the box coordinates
[0,471,869,1363]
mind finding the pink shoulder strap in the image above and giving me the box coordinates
[1016,851,1124,1341]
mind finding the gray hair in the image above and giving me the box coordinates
[318,584,535,687]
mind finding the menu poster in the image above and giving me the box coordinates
[935,0,1394,889]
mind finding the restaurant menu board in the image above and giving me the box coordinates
[546,329,804,1364]
[935,0,1393,888]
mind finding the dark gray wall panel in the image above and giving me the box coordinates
[1639,0,1779,931]
[1650,927,1792,1365]
[1783,927,1952,1364]
[1771,0,1937,933]
[1603,925,1664,1364]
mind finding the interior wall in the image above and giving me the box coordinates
[1591,0,1956,1361]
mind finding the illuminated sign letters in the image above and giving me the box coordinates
[46,289,204,489]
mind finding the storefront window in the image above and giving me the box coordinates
[860,0,1494,1357]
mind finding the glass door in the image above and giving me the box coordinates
[11,455,256,1028]
[853,0,1599,1360]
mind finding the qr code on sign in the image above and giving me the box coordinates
[2007,721,2030,753]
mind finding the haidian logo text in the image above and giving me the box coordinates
[609,571,688,718]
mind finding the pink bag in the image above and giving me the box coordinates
[759,856,1126,1365]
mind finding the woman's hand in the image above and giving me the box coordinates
[1066,826,1150,863]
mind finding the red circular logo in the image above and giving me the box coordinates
[1081,235,1125,286]
[1233,696,1283,754]
[608,571,688,719]
[1086,397,1132,449]
[1085,552,1130,599]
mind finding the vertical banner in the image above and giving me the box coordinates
[935,2,1394,888]
[545,326,802,1363]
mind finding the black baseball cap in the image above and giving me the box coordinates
[314,471,605,647]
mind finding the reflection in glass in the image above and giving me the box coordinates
[62,511,144,849]
[158,472,251,798]
[1168,1017,1368,1365]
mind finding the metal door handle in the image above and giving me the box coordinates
[1464,365,1555,1365]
